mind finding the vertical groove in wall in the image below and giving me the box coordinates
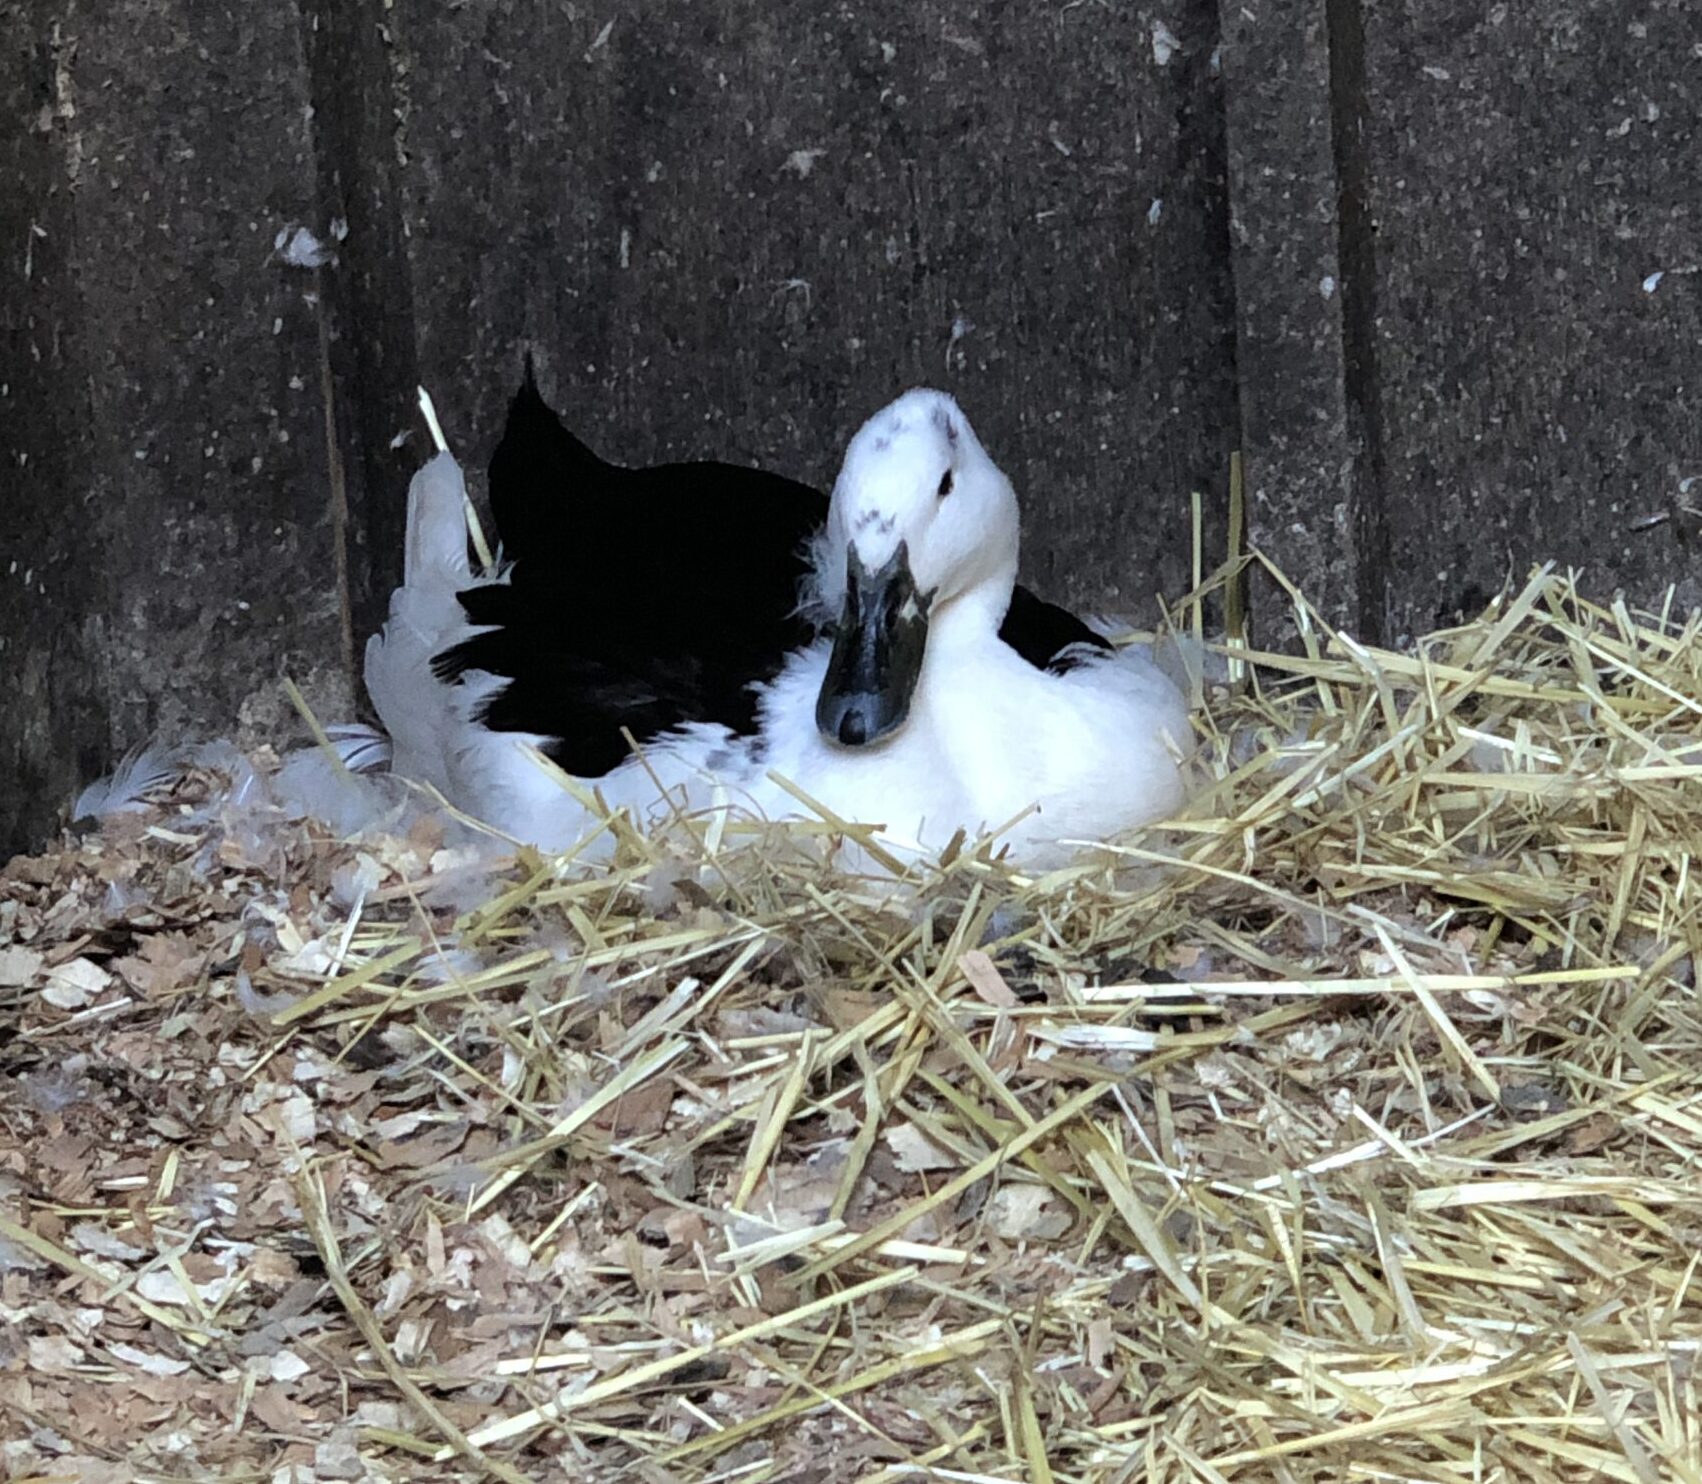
[1184,0,1240,629]
[1324,0,1390,643]
[0,14,112,853]
[297,0,420,660]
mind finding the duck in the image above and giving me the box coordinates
[432,364,1121,774]
[746,390,1192,862]
[364,374,1192,865]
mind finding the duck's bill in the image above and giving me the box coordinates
[815,542,932,748]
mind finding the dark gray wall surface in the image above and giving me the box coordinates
[1361,1,1701,643]
[388,0,1236,614]
[2,1,352,855]
[2,6,108,828]
[3,0,1699,854]
[1219,0,1359,639]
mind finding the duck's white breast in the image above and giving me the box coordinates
[753,643,972,857]
[750,632,1190,862]
[921,633,1186,855]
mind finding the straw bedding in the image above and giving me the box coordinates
[1,563,1698,1482]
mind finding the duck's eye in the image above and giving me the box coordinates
[936,469,954,499]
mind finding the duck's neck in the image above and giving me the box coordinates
[926,567,1017,656]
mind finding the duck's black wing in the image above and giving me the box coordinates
[435,372,825,775]
[432,639,746,779]
[436,368,1111,776]
[1000,585,1113,670]
[483,369,830,631]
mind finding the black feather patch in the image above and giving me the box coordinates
[1002,587,1114,673]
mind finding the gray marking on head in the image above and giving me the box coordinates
[932,405,959,445]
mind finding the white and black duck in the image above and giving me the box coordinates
[364,370,1192,865]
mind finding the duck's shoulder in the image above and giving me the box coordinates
[1056,639,1194,733]
[1000,588,1115,674]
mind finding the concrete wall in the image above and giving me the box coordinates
[2,0,1697,853]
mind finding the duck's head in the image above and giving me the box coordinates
[814,389,1019,749]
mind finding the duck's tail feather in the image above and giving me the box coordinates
[403,452,473,590]
[364,453,478,793]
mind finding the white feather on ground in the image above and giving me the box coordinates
[235,969,301,1020]
[71,730,455,866]
[326,723,393,773]
[271,746,408,839]
[73,742,183,822]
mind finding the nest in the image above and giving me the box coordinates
[1,563,1699,1482]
